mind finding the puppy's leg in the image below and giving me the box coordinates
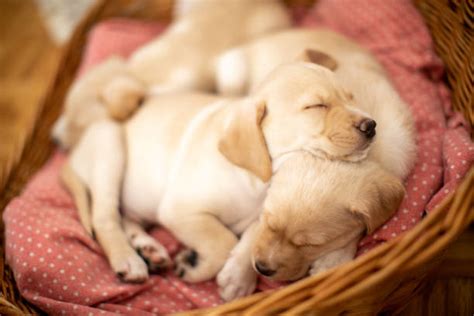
[122,217,172,273]
[101,75,146,121]
[217,221,258,301]
[71,120,148,282]
[161,211,238,282]
[309,239,359,276]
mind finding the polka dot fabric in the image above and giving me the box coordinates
[3,1,474,314]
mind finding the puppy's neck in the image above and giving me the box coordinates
[271,147,370,174]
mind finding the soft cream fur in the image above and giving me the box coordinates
[52,57,135,149]
[62,61,375,289]
[52,0,290,150]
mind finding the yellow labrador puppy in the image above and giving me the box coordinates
[52,0,290,150]
[253,155,404,280]
[217,155,405,301]
[217,29,416,179]
[216,30,416,301]
[62,60,376,285]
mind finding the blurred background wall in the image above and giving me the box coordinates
[34,0,96,44]
[0,0,95,181]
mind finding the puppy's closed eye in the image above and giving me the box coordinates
[291,233,322,248]
[303,103,328,111]
[292,241,320,248]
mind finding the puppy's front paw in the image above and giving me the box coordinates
[132,235,172,273]
[217,256,256,301]
[110,251,149,283]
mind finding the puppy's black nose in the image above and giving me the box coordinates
[255,261,276,277]
[358,119,376,138]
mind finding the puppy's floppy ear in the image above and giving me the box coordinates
[296,49,338,71]
[350,167,405,234]
[218,99,272,182]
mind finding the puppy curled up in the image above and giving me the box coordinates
[61,29,416,302]
[52,0,290,150]
[217,154,405,300]
[61,58,378,291]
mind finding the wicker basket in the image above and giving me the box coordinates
[0,0,472,315]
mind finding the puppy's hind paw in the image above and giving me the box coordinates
[132,235,172,273]
[174,249,201,281]
[111,252,149,283]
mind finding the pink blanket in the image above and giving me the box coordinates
[4,1,473,314]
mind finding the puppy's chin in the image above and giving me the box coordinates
[265,266,309,282]
[342,140,373,162]
[310,142,372,163]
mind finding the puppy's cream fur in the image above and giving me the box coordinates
[62,61,374,287]
[217,29,416,179]
[253,154,404,281]
[130,0,291,90]
[52,57,135,149]
[52,0,290,150]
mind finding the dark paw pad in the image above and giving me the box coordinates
[185,250,198,267]
[136,247,170,273]
[147,257,170,274]
[116,271,126,279]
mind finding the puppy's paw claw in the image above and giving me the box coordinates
[111,252,148,283]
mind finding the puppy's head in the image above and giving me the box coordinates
[218,51,376,182]
[259,55,376,162]
[251,154,404,281]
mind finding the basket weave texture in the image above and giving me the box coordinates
[0,0,472,315]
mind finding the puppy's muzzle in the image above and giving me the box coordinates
[255,260,276,277]
[357,119,376,139]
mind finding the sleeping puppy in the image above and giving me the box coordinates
[52,0,290,150]
[62,60,376,284]
[255,155,404,280]
[217,29,416,179]
[217,154,405,301]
